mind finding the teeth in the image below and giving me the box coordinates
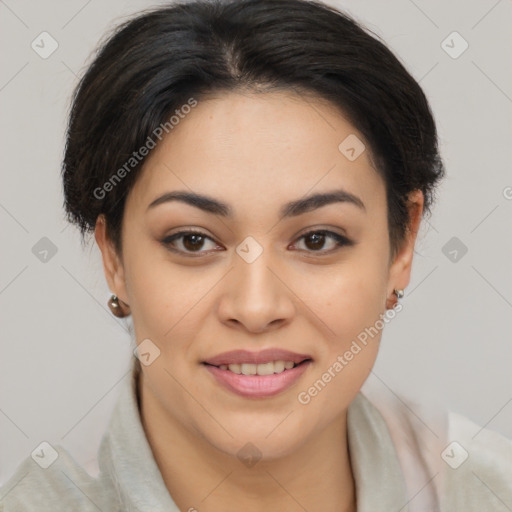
[273,360,285,373]
[221,360,297,375]
[240,363,257,375]
[256,362,274,376]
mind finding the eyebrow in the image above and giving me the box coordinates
[147,188,366,218]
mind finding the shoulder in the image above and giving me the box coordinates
[0,444,118,512]
[439,411,512,511]
[359,384,512,511]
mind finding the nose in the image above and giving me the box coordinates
[216,247,296,334]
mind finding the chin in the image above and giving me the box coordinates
[212,435,303,466]
[201,417,311,464]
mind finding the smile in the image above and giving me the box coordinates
[202,348,313,398]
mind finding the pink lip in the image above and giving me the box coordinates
[203,360,312,398]
[203,349,312,366]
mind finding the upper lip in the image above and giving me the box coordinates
[203,349,313,366]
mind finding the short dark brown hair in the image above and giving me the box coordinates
[62,0,445,257]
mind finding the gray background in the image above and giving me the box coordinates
[1,0,511,484]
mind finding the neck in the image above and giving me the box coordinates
[138,371,356,512]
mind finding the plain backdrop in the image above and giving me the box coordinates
[1,0,511,484]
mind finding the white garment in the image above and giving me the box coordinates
[1,357,511,511]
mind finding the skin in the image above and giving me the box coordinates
[95,90,423,512]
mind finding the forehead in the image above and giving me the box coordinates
[126,90,385,217]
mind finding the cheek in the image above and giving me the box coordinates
[297,278,386,417]
[123,243,197,343]
[294,255,388,337]
[291,249,389,401]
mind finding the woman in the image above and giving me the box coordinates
[1,0,510,510]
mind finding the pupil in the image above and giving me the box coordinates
[306,233,325,250]
[184,234,204,251]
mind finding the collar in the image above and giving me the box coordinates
[347,392,409,511]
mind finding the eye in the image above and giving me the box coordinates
[291,229,353,254]
[161,228,353,257]
[161,230,221,255]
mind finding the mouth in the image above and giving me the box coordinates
[202,349,313,398]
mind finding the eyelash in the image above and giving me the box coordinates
[161,229,353,257]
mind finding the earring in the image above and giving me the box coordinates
[108,294,130,318]
[386,288,404,310]
[394,289,404,299]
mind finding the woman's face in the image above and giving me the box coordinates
[97,90,421,460]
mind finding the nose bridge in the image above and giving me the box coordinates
[219,235,295,331]
[234,236,281,304]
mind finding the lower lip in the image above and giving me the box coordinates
[203,361,312,398]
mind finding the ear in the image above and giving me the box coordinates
[386,190,424,304]
[94,214,129,305]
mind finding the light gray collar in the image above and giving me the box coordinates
[347,392,409,511]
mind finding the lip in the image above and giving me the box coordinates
[203,349,313,366]
[204,360,312,398]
